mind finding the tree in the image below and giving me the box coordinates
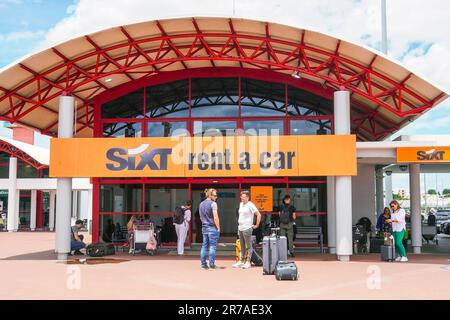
[427,189,437,195]
[393,193,403,200]
[443,189,450,196]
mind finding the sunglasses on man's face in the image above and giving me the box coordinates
[390,205,395,208]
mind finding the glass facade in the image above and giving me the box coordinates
[99,77,333,137]
[96,76,333,244]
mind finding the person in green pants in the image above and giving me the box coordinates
[386,200,408,262]
[279,195,297,258]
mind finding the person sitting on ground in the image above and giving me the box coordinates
[427,208,436,226]
[70,220,86,256]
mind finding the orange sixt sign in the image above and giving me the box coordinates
[50,135,357,178]
[397,147,450,163]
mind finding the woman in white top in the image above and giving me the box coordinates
[174,200,192,255]
[386,200,408,262]
[233,190,261,269]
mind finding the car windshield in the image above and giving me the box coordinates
[436,212,450,218]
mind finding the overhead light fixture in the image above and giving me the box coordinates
[105,78,113,83]
[291,71,301,79]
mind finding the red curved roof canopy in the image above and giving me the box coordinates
[0,17,447,141]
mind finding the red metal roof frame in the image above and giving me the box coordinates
[0,139,47,170]
[0,17,447,141]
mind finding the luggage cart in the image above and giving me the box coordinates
[130,220,159,255]
[422,225,438,245]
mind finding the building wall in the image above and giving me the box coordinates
[352,164,376,226]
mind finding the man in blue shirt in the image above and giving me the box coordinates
[199,188,221,270]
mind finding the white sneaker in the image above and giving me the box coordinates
[395,256,401,262]
[233,261,244,268]
[242,261,251,269]
[400,256,408,262]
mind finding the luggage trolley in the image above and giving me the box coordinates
[131,220,159,255]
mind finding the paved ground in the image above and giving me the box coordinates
[0,232,449,300]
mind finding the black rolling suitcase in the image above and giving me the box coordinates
[86,243,116,257]
[275,261,298,281]
[251,250,263,267]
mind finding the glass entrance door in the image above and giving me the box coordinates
[191,184,240,243]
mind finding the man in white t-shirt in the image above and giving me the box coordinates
[233,190,261,269]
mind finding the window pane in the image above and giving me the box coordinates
[243,120,283,136]
[101,88,144,119]
[103,122,142,137]
[290,120,331,135]
[287,86,330,116]
[146,80,189,118]
[17,162,38,178]
[144,185,188,212]
[100,184,142,212]
[193,121,236,136]
[147,121,187,137]
[289,184,326,212]
[241,78,285,116]
[191,78,239,117]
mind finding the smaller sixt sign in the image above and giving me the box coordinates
[397,147,450,163]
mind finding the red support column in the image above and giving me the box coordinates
[36,168,43,229]
[188,183,192,245]
[92,178,100,243]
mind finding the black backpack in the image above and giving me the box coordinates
[174,206,187,225]
[279,205,292,225]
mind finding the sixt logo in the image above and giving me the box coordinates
[416,149,445,161]
[106,144,172,171]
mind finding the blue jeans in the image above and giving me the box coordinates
[71,240,86,251]
[200,227,220,267]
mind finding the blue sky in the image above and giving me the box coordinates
[0,0,76,67]
[0,0,449,191]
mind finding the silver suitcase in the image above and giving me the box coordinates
[275,261,299,281]
[277,236,288,261]
[263,235,278,275]
[381,245,395,261]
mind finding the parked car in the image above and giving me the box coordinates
[436,210,450,233]
[440,220,450,235]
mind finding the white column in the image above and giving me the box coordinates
[375,168,384,216]
[15,191,20,229]
[334,90,353,262]
[87,189,93,234]
[55,95,75,260]
[327,176,336,254]
[385,174,393,207]
[7,157,18,232]
[73,190,78,219]
[49,190,56,231]
[409,163,422,254]
[30,190,37,231]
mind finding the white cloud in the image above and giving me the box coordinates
[0,30,45,42]
[39,0,450,90]
[0,0,22,8]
